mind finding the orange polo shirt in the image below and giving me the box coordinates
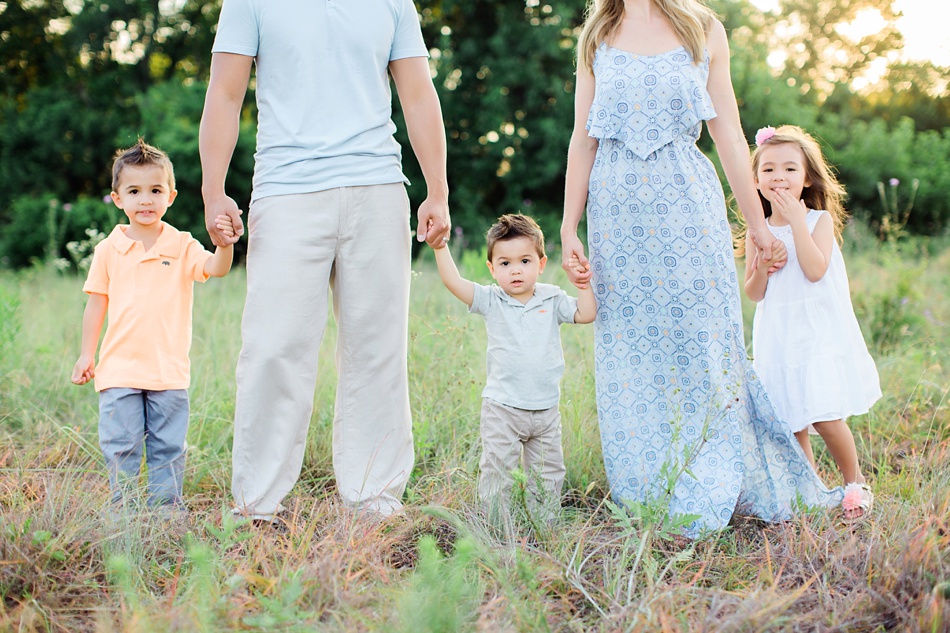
[83,222,213,392]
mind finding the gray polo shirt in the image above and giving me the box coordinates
[470,282,579,410]
[212,0,429,202]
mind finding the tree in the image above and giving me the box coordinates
[398,0,584,244]
[764,0,903,98]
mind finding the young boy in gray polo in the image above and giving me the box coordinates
[431,214,596,521]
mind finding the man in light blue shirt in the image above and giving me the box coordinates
[199,0,450,522]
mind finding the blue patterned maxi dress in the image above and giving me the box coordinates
[585,44,842,535]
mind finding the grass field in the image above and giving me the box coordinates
[1,227,948,632]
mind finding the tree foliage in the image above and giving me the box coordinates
[763,0,903,97]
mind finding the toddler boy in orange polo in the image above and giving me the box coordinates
[71,140,235,508]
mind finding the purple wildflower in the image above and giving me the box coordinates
[889,178,900,187]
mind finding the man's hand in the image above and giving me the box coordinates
[204,195,244,247]
[416,196,450,248]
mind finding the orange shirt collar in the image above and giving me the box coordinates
[106,222,182,258]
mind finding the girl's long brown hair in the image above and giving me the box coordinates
[735,125,848,256]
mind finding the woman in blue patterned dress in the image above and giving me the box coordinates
[560,0,842,536]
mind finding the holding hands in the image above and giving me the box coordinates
[204,195,244,247]
[567,254,592,290]
[561,232,592,289]
[416,197,451,249]
[751,238,788,277]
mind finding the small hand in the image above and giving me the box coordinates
[772,190,808,227]
[215,214,236,238]
[71,355,94,385]
[766,239,787,275]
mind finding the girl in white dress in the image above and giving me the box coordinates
[743,125,882,521]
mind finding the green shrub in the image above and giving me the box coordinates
[0,195,117,269]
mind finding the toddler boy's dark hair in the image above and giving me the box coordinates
[486,214,545,261]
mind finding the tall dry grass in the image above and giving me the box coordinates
[0,232,948,631]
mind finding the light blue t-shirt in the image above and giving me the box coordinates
[470,282,579,410]
[212,0,429,202]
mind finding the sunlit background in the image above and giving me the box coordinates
[754,0,949,89]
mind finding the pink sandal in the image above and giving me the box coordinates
[842,482,873,522]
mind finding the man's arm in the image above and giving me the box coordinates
[389,56,450,248]
[199,52,253,247]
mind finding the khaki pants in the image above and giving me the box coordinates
[478,398,566,522]
[231,184,414,519]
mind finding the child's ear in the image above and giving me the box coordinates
[167,189,178,205]
[486,260,494,276]
[110,191,122,208]
[539,255,548,273]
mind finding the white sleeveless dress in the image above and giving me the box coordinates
[752,210,882,432]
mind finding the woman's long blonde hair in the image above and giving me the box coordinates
[577,0,717,72]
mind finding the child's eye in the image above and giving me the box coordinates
[500,261,509,267]
[522,259,530,264]
[152,188,162,193]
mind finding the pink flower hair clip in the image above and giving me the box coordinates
[755,126,776,147]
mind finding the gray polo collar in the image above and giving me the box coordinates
[494,282,560,309]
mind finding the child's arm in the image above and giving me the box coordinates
[573,284,596,324]
[203,214,235,278]
[744,234,770,302]
[432,242,475,307]
[568,255,596,324]
[71,293,108,385]
[774,190,833,282]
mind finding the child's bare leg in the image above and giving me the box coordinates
[811,419,865,485]
[794,429,816,470]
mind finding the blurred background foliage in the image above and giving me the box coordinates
[1,0,948,267]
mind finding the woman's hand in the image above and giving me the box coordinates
[561,231,592,288]
[748,224,778,261]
